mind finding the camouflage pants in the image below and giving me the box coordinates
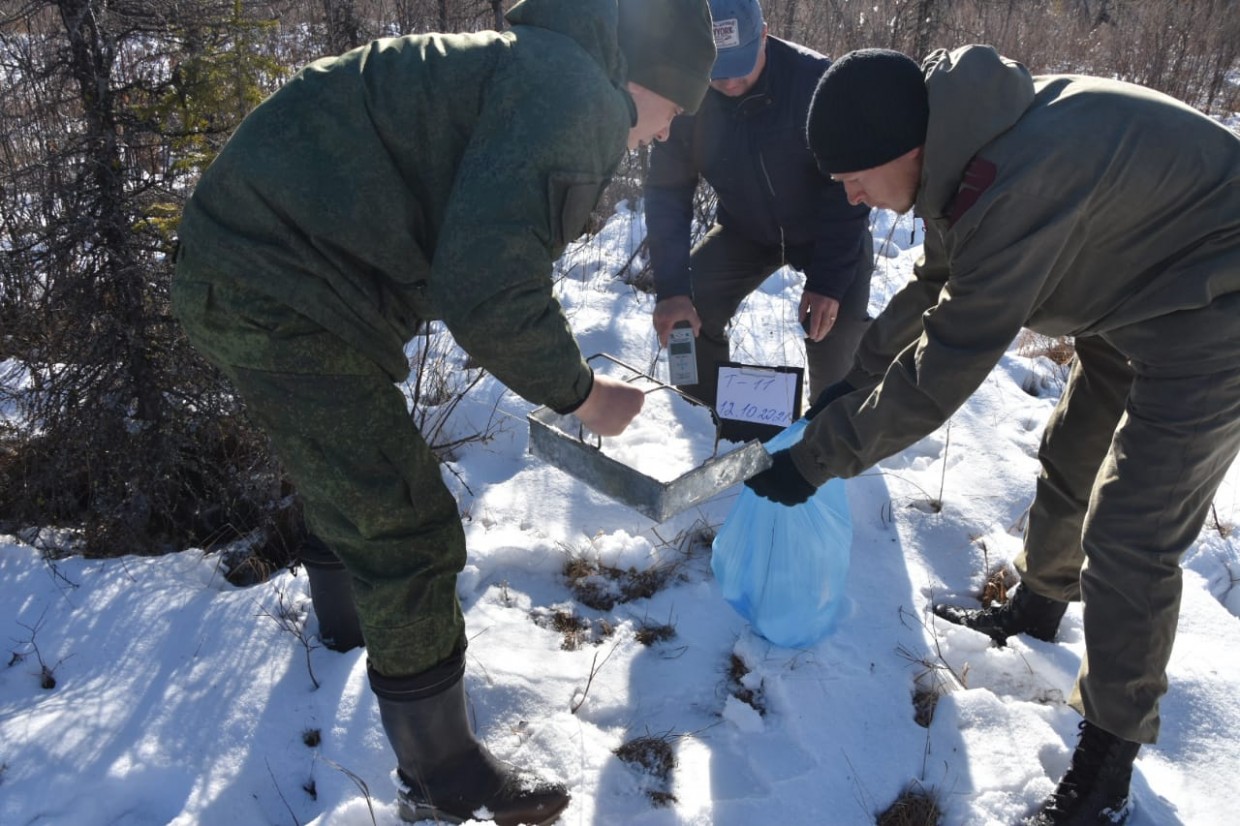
[172,267,465,678]
[1017,296,1240,744]
[678,225,874,408]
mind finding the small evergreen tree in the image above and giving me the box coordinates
[0,0,292,556]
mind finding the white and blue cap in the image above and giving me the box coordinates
[709,0,765,80]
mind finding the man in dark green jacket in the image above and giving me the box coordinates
[746,46,1240,826]
[172,0,715,822]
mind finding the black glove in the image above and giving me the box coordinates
[744,448,817,506]
[805,379,856,420]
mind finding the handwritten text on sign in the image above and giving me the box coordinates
[715,366,798,427]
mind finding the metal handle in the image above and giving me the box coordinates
[578,352,724,452]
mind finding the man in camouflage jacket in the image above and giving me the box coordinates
[172,0,715,822]
[747,45,1240,826]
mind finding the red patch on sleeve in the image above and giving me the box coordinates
[947,157,997,227]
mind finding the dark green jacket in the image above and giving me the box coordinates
[793,45,1240,484]
[177,0,635,410]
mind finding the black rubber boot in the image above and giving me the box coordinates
[1025,721,1140,825]
[933,585,1068,645]
[299,534,365,653]
[370,652,570,825]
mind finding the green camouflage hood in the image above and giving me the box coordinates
[507,0,627,87]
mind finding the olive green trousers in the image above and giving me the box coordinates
[172,268,465,678]
[679,225,874,408]
[1018,299,1240,744]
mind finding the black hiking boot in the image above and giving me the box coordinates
[933,585,1068,645]
[1025,721,1140,825]
[371,652,570,825]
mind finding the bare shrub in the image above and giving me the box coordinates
[257,586,321,689]
[763,0,1238,114]
[897,605,969,728]
[4,0,1233,561]
[1016,330,1075,366]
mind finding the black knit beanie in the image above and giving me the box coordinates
[807,48,929,173]
[618,0,716,115]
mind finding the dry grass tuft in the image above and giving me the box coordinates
[981,565,1019,608]
[726,652,766,715]
[912,686,939,729]
[563,556,672,611]
[614,734,678,806]
[634,621,677,646]
[877,784,942,826]
[530,608,615,650]
[1016,330,1075,365]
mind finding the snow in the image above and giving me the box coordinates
[542,381,729,483]
[2,200,1238,826]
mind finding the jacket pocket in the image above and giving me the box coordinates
[547,172,606,249]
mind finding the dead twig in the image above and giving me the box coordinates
[14,608,70,689]
[570,641,621,714]
[256,588,320,690]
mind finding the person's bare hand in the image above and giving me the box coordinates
[799,292,841,342]
[652,296,701,347]
[573,375,645,436]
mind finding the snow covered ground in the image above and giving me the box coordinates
[2,204,1238,825]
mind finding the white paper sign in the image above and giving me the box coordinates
[715,365,799,428]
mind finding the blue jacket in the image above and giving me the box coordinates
[645,36,870,301]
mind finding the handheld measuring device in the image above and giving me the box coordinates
[667,321,699,386]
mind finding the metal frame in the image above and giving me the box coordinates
[527,354,773,523]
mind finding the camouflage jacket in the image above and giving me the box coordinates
[793,44,1240,485]
[177,0,635,410]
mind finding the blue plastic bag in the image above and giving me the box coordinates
[711,419,852,647]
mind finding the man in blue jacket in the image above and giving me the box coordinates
[646,0,873,409]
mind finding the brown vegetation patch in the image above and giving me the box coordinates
[563,556,672,611]
[530,607,615,651]
[614,734,677,806]
[1016,330,1075,365]
[634,621,677,646]
[877,784,942,826]
[726,653,766,715]
[981,565,1019,608]
[912,686,939,729]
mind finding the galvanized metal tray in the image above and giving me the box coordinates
[527,354,773,523]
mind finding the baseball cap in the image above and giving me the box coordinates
[709,0,764,80]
